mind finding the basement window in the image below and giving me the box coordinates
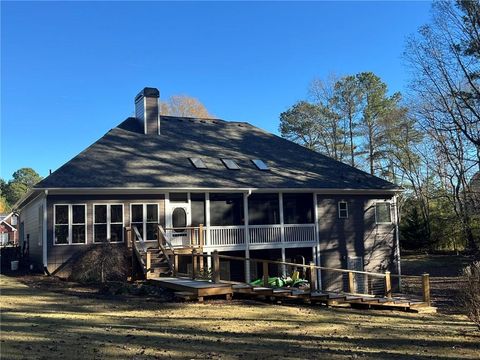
[221,158,240,170]
[189,157,207,169]
[251,159,269,170]
[338,201,348,219]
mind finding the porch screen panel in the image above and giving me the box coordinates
[283,193,314,224]
[248,193,279,225]
[210,193,244,226]
[191,193,205,226]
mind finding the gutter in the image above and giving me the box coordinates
[33,186,403,195]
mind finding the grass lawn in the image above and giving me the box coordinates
[1,272,479,360]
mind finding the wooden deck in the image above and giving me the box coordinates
[147,277,436,313]
[231,284,437,313]
[148,277,233,302]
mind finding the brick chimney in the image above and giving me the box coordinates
[135,87,160,135]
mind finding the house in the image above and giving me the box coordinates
[0,213,18,246]
[15,87,402,287]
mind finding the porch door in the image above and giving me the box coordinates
[168,199,191,247]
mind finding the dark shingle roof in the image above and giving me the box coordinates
[35,116,400,191]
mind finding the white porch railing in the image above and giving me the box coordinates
[209,226,246,246]
[163,224,316,248]
[207,224,316,247]
[284,224,316,242]
[249,225,282,244]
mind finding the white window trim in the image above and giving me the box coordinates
[93,203,124,243]
[130,203,159,241]
[338,201,348,219]
[53,204,87,246]
[375,201,393,224]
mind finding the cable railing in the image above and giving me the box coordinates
[164,250,431,304]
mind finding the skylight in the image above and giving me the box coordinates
[189,157,207,169]
[221,158,240,170]
[252,159,269,170]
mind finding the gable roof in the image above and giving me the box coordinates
[0,213,17,231]
[34,116,400,191]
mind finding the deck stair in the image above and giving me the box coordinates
[125,233,437,313]
[231,285,437,313]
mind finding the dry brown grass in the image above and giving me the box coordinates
[1,275,479,360]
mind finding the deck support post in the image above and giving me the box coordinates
[192,248,197,280]
[309,262,317,292]
[146,251,151,278]
[422,273,431,306]
[199,224,204,247]
[348,271,355,293]
[212,250,220,283]
[172,254,178,277]
[262,261,269,287]
[385,271,392,298]
[125,227,133,280]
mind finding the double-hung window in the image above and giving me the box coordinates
[54,204,86,245]
[93,204,124,243]
[338,201,348,219]
[375,202,392,224]
[130,204,159,241]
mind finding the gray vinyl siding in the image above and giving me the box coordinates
[18,195,44,270]
[45,194,165,276]
[317,194,397,291]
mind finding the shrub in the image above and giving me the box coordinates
[69,243,128,284]
[459,261,480,330]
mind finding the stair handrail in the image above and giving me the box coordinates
[157,225,176,255]
[156,225,174,272]
[131,225,148,275]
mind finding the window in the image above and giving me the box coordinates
[130,204,159,241]
[172,207,187,232]
[54,204,86,245]
[338,201,348,219]
[251,159,269,170]
[221,158,240,170]
[94,204,124,243]
[189,157,207,169]
[283,193,314,224]
[375,202,392,224]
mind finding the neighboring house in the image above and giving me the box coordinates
[0,213,18,246]
[15,87,402,285]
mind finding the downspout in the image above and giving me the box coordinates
[393,194,402,290]
[43,190,50,275]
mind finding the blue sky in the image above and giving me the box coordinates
[1,1,432,180]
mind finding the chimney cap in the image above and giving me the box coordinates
[135,87,159,102]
